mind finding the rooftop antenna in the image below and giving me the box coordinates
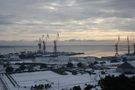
[127,36,130,55]
[115,35,120,56]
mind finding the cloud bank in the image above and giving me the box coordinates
[0,0,135,42]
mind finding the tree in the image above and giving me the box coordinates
[93,61,98,65]
[84,84,93,90]
[99,74,135,90]
[0,59,3,64]
[67,63,73,68]
[77,63,83,68]
[73,86,81,90]
[72,70,77,75]
[19,54,26,59]
[0,55,4,58]
[40,64,47,69]
[19,64,26,71]
[6,66,14,73]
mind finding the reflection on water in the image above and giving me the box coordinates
[0,45,133,57]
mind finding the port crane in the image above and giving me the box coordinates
[127,36,130,55]
[38,37,42,53]
[115,35,120,56]
[42,34,49,54]
[53,32,59,54]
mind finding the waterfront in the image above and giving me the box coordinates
[0,45,134,57]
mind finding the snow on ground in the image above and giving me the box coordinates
[2,68,122,90]
[11,71,98,90]
[0,77,5,90]
[0,74,19,90]
[1,68,123,90]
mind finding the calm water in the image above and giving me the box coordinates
[0,45,134,57]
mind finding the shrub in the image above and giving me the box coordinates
[6,66,14,73]
[99,74,135,90]
[67,63,73,68]
[84,84,93,90]
[73,86,81,90]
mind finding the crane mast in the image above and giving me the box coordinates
[127,36,130,55]
[115,36,120,56]
[53,33,59,55]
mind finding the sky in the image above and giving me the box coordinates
[0,0,135,43]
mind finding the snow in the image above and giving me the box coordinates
[11,71,98,90]
[0,76,5,90]
[0,74,18,90]
[1,67,123,90]
[127,61,135,67]
[1,55,125,90]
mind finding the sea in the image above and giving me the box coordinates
[0,45,134,57]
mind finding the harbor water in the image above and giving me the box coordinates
[0,45,134,57]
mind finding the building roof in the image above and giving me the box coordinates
[118,61,135,69]
[127,61,135,68]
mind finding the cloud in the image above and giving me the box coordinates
[0,0,135,42]
[0,14,16,25]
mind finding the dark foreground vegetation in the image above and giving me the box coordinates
[65,74,135,90]
[99,74,135,90]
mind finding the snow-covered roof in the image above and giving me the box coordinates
[127,61,135,68]
[117,61,135,69]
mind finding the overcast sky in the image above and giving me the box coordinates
[0,0,135,42]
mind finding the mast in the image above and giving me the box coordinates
[127,36,130,54]
[43,40,46,54]
[38,38,42,53]
[42,34,49,54]
[115,35,120,56]
[41,35,46,54]
[53,32,59,55]
[133,43,135,54]
[54,40,57,54]
[115,44,119,56]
